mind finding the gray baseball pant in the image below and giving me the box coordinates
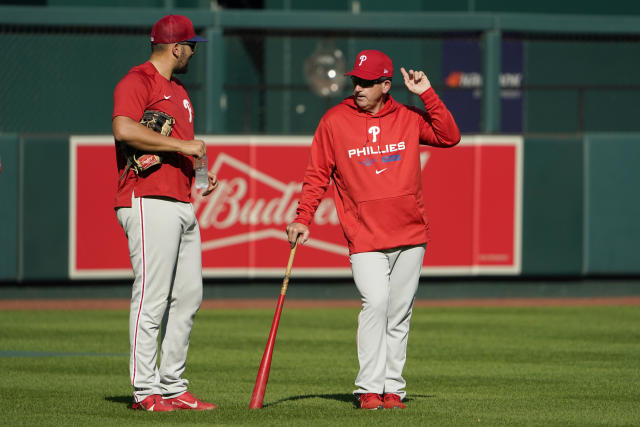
[116,195,203,403]
[350,244,426,399]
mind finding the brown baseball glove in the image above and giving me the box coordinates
[121,110,175,175]
[139,110,175,137]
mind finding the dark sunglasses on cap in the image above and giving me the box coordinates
[351,76,391,88]
[178,41,197,52]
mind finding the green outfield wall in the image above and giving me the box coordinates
[2,6,640,136]
[0,134,19,280]
[1,133,639,281]
[20,137,69,280]
[522,137,584,276]
[1,4,639,281]
[583,134,640,274]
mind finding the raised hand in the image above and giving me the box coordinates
[400,67,432,95]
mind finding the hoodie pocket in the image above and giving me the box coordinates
[354,194,425,249]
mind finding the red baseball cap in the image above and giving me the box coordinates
[344,50,393,80]
[150,15,207,44]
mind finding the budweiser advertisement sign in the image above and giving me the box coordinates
[70,135,522,278]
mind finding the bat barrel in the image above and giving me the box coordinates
[249,238,299,409]
[249,294,285,409]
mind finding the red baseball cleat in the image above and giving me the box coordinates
[359,393,384,410]
[382,393,406,409]
[131,394,175,412]
[165,391,217,410]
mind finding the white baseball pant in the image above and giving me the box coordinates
[116,196,203,403]
[350,244,426,399]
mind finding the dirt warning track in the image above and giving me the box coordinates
[1,296,640,310]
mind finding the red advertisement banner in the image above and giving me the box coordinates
[69,135,521,278]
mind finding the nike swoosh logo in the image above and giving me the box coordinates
[375,168,387,174]
[164,95,171,100]
[177,399,198,408]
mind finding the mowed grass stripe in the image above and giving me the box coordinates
[0,306,638,426]
[1,296,639,310]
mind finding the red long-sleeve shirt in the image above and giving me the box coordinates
[294,88,460,254]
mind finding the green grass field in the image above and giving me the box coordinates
[1,304,639,426]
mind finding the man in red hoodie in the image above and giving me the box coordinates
[286,50,460,410]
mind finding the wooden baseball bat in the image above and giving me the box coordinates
[249,237,300,409]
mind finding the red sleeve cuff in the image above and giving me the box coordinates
[419,87,438,106]
[294,213,313,227]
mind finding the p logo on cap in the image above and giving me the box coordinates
[345,50,393,81]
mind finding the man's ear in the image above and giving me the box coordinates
[171,43,181,57]
[381,80,392,94]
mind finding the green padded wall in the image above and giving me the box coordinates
[21,137,69,280]
[0,134,19,280]
[583,133,640,274]
[522,137,584,275]
[0,29,148,134]
[524,41,640,134]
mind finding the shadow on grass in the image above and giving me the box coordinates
[264,393,435,408]
[264,393,357,408]
[105,395,133,408]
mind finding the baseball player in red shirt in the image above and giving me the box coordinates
[112,15,218,412]
[287,50,460,410]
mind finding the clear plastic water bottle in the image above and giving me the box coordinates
[194,155,208,189]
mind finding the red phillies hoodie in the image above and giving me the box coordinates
[294,88,461,254]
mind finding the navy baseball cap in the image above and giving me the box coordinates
[150,15,207,44]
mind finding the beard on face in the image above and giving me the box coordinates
[174,50,191,74]
[174,62,189,74]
